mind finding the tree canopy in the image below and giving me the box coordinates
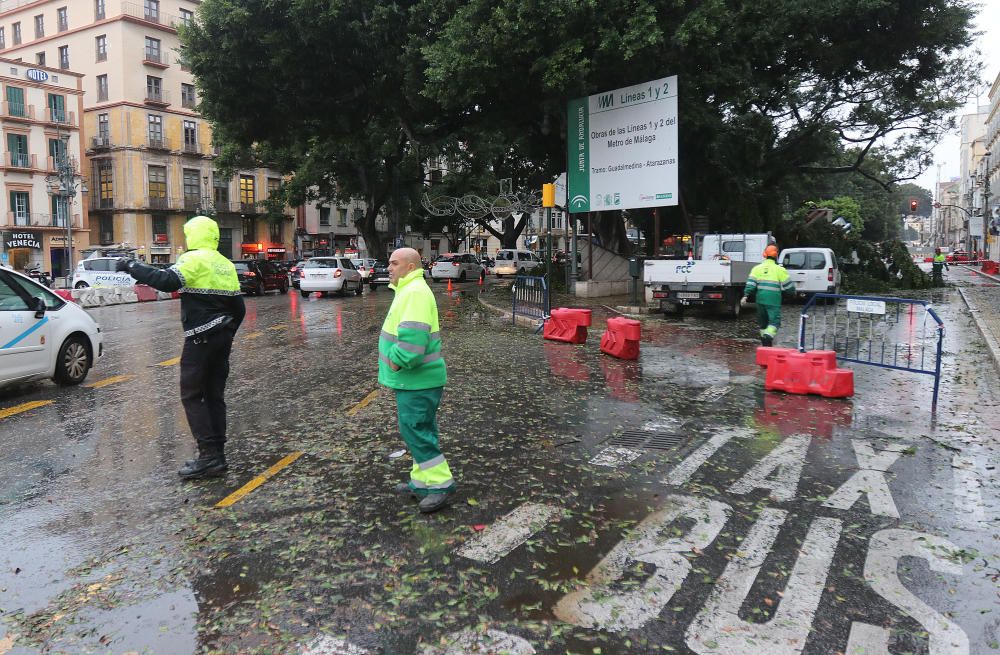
[184,0,981,257]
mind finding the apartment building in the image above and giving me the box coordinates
[0,0,292,263]
[984,72,1000,261]
[0,53,84,277]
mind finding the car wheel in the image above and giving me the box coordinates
[300,289,310,298]
[460,271,467,281]
[75,281,89,289]
[432,278,439,283]
[280,280,289,294]
[369,283,377,292]
[54,335,91,385]
[355,280,363,296]
[518,267,526,276]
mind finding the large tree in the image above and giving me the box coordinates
[420,0,981,242]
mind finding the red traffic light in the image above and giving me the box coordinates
[909,199,918,212]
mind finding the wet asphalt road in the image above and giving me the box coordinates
[0,273,998,654]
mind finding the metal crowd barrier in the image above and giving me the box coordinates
[511,275,550,327]
[798,294,945,410]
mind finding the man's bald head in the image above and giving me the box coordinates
[388,247,422,285]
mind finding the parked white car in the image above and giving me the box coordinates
[299,257,364,297]
[0,268,103,387]
[778,247,841,297]
[430,253,483,282]
[73,257,134,289]
[493,249,542,277]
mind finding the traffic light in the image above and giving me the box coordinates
[909,199,918,213]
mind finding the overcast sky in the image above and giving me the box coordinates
[916,1,1000,193]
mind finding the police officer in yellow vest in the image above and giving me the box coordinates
[380,247,456,513]
[743,245,794,347]
[116,215,245,479]
[932,248,949,285]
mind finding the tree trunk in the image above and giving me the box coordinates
[478,213,529,249]
[595,211,632,255]
[359,203,386,261]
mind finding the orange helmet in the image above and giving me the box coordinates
[763,245,779,259]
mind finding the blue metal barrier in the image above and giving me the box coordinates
[798,294,945,410]
[511,275,550,327]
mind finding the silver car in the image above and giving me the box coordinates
[430,253,483,282]
[299,257,364,297]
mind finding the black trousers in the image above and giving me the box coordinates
[179,328,234,452]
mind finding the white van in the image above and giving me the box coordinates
[73,257,135,289]
[493,249,542,277]
[778,247,840,297]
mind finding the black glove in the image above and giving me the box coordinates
[115,258,133,273]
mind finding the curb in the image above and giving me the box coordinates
[958,264,1000,284]
[476,293,543,330]
[956,286,1000,374]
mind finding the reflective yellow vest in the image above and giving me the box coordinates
[745,259,793,305]
[378,268,447,390]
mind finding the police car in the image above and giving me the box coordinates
[0,267,103,387]
[72,257,135,289]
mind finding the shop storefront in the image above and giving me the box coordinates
[2,230,44,272]
[266,247,286,261]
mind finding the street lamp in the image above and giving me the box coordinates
[983,152,992,259]
[45,133,87,288]
[197,174,214,216]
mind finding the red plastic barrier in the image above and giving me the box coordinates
[982,261,999,275]
[171,291,180,299]
[54,289,74,302]
[764,349,854,398]
[755,346,797,368]
[924,257,933,263]
[600,316,641,360]
[543,307,592,344]
[134,284,158,302]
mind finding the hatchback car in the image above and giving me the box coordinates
[0,268,103,387]
[368,261,391,290]
[430,253,483,282]
[778,247,840,297]
[299,257,364,297]
[234,260,289,296]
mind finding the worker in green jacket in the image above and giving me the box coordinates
[932,248,948,285]
[743,245,794,347]
[380,247,455,513]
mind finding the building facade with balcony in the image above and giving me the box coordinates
[0,0,293,264]
[0,54,85,276]
[984,72,1000,262]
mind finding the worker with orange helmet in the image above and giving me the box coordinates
[742,244,794,346]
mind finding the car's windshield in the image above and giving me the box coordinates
[435,255,459,263]
[233,263,250,272]
[305,259,338,268]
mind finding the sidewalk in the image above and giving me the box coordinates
[955,265,1000,372]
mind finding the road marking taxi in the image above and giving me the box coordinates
[0,399,53,420]
[215,451,304,508]
[346,389,378,416]
[85,374,135,389]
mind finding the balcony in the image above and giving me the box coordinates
[144,89,171,107]
[5,152,37,169]
[148,195,171,210]
[182,142,200,156]
[143,50,169,69]
[2,101,36,121]
[90,135,112,150]
[2,212,81,229]
[147,137,170,150]
[122,2,184,28]
[44,108,75,125]
[91,194,116,210]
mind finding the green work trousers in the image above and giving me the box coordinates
[756,302,782,338]
[396,387,455,496]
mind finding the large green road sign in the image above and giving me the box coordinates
[567,75,678,213]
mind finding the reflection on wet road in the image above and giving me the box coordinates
[1,278,998,654]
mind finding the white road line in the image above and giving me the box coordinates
[686,509,843,655]
[421,629,535,655]
[728,434,811,502]
[951,455,986,524]
[823,440,908,518]
[664,428,754,486]
[589,447,641,467]
[864,529,969,654]
[300,635,369,655]
[456,504,561,564]
[845,622,891,655]
[554,494,730,632]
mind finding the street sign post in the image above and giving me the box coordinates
[567,75,679,214]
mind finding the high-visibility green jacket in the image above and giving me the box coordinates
[127,215,244,338]
[378,268,446,390]
[933,253,948,271]
[744,258,793,305]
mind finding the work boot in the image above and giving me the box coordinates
[761,333,774,347]
[394,482,418,500]
[178,444,228,480]
[418,489,456,514]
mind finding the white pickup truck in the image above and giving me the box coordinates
[644,233,774,317]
